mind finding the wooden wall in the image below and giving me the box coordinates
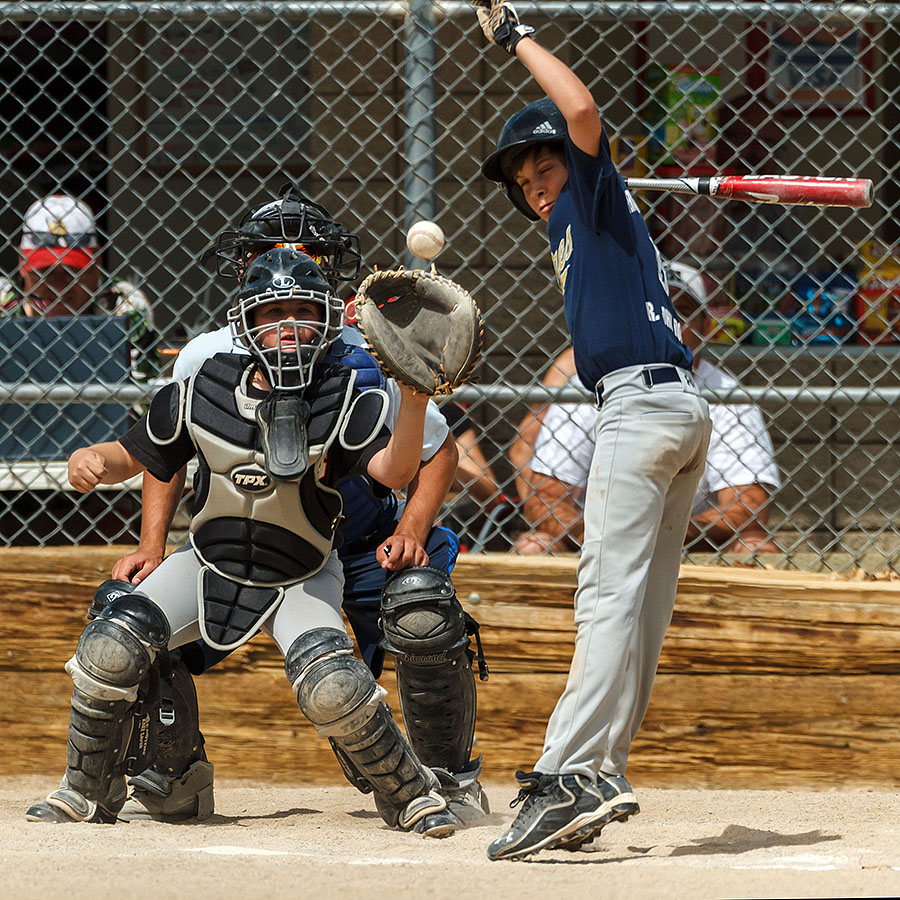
[4,548,900,788]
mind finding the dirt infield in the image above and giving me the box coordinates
[4,778,900,900]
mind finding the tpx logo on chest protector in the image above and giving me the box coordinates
[231,467,271,492]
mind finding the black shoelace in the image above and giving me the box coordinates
[509,770,548,809]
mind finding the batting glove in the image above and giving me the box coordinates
[472,1,535,56]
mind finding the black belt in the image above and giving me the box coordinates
[595,365,686,408]
[641,365,683,389]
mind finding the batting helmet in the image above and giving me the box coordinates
[205,183,362,287]
[481,98,568,220]
[227,247,344,391]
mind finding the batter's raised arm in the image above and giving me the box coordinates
[473,1,601,157]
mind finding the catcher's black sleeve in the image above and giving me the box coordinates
[120,389,196,483]
[324,429,390,488]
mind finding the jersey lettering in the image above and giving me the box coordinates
[624,187,639,215]
[646,302,682,340]
[654,243,667,291]
[551,224,573,293]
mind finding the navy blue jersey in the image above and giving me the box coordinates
[547,131,692,389]
[324,339,400,545]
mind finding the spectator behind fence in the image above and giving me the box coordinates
[0,195,158,543]
[0,194,157,381]
[439,400,518,551]
[517,261,781,555]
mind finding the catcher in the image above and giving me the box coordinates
[102,188,490,836]
[26,247,480,830]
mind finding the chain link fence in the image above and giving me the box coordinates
[0,1,898,572]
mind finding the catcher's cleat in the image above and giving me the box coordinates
[392,789,448,833]
[414,764,490,838]
[372,767,448,835]
[26,787,121,824]
[486,770,637,861]
[119,760,214,822]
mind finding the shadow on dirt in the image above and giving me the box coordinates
[518,825,842,865]
[666,824,842,857]
[191,807,321,826]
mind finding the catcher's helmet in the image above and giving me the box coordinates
[481,98,568,220]
[227,247,344,391]
[206,183,362,286]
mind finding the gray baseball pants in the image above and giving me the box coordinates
[135,544,347,655]
[535,364,711,779]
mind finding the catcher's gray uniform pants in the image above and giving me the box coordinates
[535,364,711,779]
[135,544,346,655]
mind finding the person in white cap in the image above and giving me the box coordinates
[513,260,781,556]
[0,194,157,380]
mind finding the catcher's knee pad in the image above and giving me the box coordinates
[286,628,385,736]
[285,627,439,823]
[88,577,137,621]
[68,593,169,703]
[63,594,169,809]
[381,566,476,773]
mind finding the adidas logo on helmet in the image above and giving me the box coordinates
[532,120,557,136]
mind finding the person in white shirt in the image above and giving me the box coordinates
[514,261,781,555]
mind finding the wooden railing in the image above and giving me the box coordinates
[5,548,900,787]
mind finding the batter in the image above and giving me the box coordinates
[473,1,712,861]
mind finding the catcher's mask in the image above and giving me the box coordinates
[204,182,362,286]
[481,98,568,221]
[227,247,343,391]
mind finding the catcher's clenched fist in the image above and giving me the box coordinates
[67,441,142,493]
[471,1,535,55]
[68,447,110,493]
[355,268,483,396]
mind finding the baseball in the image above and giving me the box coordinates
[406,220,445,259]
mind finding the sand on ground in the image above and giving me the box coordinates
[4,778,900,899]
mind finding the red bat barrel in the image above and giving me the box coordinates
[714,175,873,208]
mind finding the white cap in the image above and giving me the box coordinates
[665,260,707,309]
[20,194,99,271]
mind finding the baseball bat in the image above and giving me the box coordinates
[624,175,873,209]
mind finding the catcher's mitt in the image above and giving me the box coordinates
[355,268,483,396]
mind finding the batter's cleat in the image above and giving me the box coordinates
[486,770,637,861]
[26,787,120,824]
[554,773,639,851]
[414,764,491,838]
[119,760,215,822]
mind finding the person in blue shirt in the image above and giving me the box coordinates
[473,2,712,861]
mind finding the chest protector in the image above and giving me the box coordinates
[176,354,387,650]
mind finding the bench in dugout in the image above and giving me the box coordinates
[0,316,141,544]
